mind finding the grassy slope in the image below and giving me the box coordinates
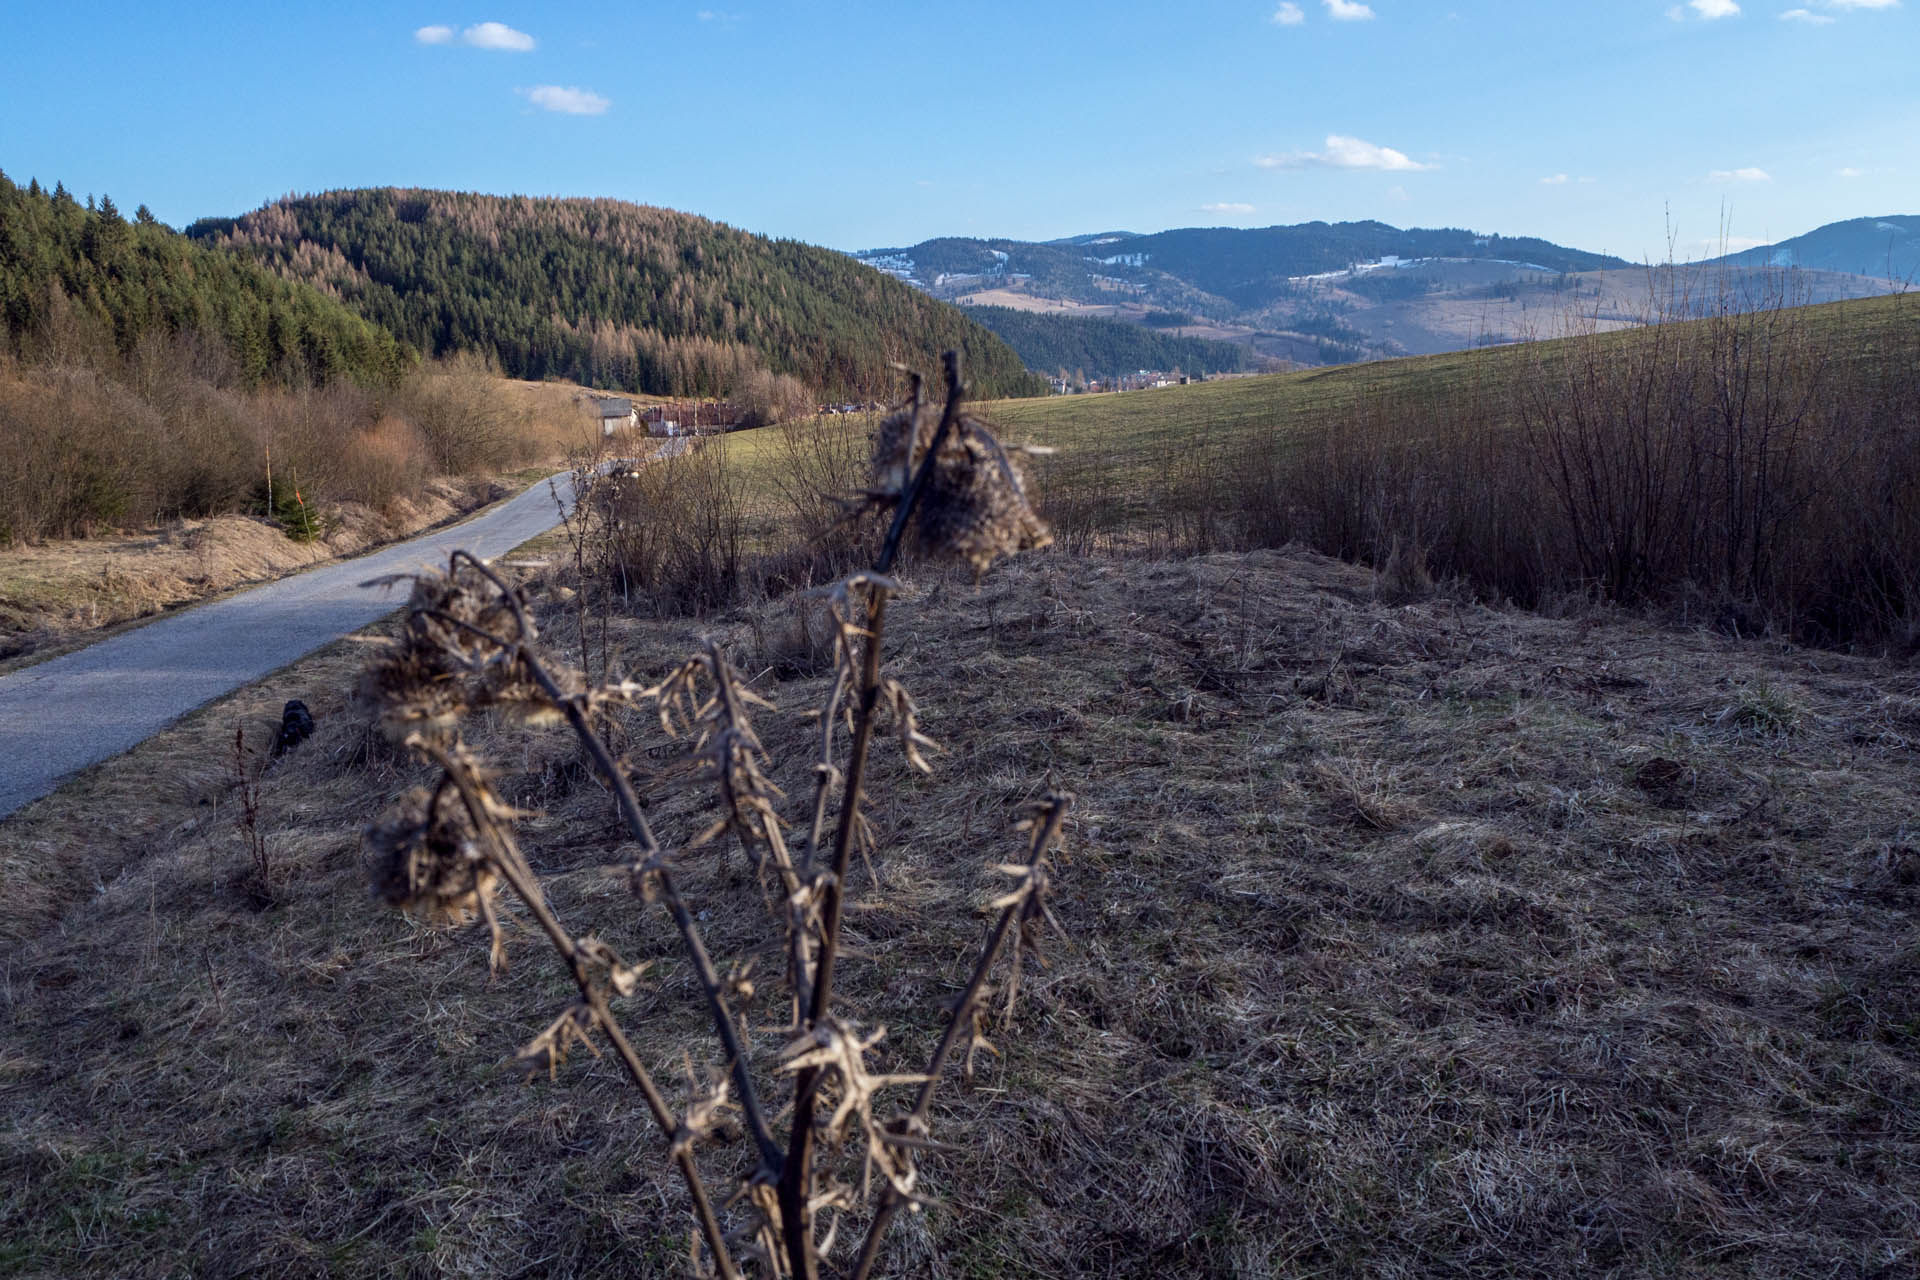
[983,291,1918,458]
[2,550,1916,1276]
[719,290,1917,540]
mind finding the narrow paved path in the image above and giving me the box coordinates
[0,463,614,817]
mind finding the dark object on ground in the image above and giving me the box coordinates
[274,700,316,756]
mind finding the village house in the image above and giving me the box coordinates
[594,396,638,437]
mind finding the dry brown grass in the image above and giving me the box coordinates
[3,544,1916,1276]
[0,474,521,669]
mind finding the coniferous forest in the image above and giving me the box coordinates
[963,304,1258,381]
[0,172,410,386]
[190,189,1046,400]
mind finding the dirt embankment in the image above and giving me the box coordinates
[0,475,529,667]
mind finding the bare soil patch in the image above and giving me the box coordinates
[2,548,1915,1276]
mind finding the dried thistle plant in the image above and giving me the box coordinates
[862,364,1053,577]
[355,353,1069,1279]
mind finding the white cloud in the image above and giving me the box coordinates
[1540,173,1570,185]
[1256,134,1433,171]
[524,85,610,115]
[1836,166,1865,177]
[1781,7,1835,20]
[414,24,455,44]
[1323,0,1375,19]
[1272,2,1306,23]
[462,21,535,50]
[1691,0,1740,16]
[1202,202,1257,214]
[1824,0,1900,9]
[1708,166,1772,181]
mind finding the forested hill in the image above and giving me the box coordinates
[964,305,1256,380]
[0,172,411,386]
[189,189,1045,400]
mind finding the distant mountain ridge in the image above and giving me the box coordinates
[1707,215,1920,282]
[190,189,1044,400]
[855,216,1906,372]
[855,221,1631,320]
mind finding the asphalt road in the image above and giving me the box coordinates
[0,466,599,818]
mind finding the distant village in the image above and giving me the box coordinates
[1047,370,1196,396]
[588,394,887,437]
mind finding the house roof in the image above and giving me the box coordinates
[594,397,633,417]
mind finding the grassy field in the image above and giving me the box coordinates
[723,291,1916,517]
[716,290,1920,642]
[2,548,1916,1276]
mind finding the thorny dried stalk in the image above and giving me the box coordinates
[356,351,1062,1278]
[229,725,272,906]
[848,794,1072,1280]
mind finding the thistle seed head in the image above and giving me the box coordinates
[365,789,498,924]
[915,417,1052,576]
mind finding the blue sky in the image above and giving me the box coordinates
[2,1,1912,262]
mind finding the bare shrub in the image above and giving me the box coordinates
[229,725,273,908]
[756,412,873,593]
[0,367,153,540]
[358,353,1064,1277]
[590,442,749,617]
[385,352,539,474]
[733,367,816,431]
[0,335,575,545]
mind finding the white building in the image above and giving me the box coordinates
[595,397,638,437]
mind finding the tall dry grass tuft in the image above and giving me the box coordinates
[357,352,1065,1277]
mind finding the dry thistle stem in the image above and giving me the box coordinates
[353,353,1067,1280]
